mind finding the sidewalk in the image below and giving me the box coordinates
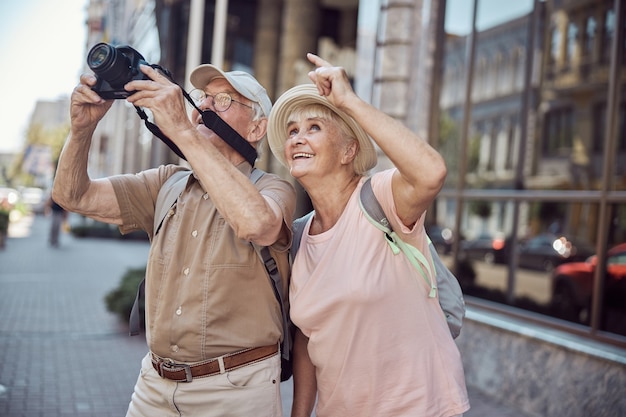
[0,214,530,417]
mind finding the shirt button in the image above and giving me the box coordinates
[192,230,198,237]
[167,209,175,217]
[183,268,190,276]
[203,193,209,200]
[171,345,179,352]
[176,307,182,316]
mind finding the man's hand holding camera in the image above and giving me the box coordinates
[125,65,194,141]
[75,42,192,141]
[70,74,113,132]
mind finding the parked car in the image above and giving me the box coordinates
[550,243,626,322]
[459,232,509,264]
[517,233,595,272]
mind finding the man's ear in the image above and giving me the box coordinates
[341,139,359,165]
[247,117,268,145]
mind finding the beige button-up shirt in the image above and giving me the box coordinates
[110,163,295,362]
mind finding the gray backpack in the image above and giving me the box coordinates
[291,177,465,339]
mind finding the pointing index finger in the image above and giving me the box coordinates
[307,53,331,68]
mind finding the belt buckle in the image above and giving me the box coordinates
[160,360,193,383]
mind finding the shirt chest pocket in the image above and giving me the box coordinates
[204,217,257,270]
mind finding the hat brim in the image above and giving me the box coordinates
[190,64,228,91]
[268,84,377,175]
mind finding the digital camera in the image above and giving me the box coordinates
[87,43,150,99]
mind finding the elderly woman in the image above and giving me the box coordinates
[268,54,470,417]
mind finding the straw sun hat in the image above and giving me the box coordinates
[267,84,377,175]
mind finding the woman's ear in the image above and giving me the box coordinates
[341,139,359,165]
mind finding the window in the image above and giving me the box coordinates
[593,103,607,152]
[566,21,578,64]
[602,8,615,62]
[505,116,517,170]
[550,25,561,64]
[584,15,596,56]
[543,108,574,156]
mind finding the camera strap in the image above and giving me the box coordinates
[135,106,187,160]
[200,111,258,166]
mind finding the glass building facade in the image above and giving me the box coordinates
[436,0,626,344]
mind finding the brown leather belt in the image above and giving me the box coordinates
[151,344,278,382]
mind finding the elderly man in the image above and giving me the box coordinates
[52,61,295,416]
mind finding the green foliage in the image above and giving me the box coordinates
[529,201,566,230]
[467,133,481,172]
[105,267,146,327]
[438,112,461,184]
[26,123,69,162]
[8,123,69,186]
[438,112,483,186]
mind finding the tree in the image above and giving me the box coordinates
[9,123,69,187]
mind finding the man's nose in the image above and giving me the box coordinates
[196,95,215,111]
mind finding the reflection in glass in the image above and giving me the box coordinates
[440,6,534,189]
[584,16,596,57]
[602,8,615,62]
[438,0,626,339]
[566,22,578,65]
[550,23,560,65]
[456,200,599,311]
[548,203,626,337]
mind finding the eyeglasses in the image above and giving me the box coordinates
[189,90,253,112]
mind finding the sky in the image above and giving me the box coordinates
[0,0,88,153]
[445,0,534,35]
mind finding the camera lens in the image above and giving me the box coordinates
[87,43,112,69]
[87,43,132,88]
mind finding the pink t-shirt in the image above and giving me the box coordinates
[290,169,470,417]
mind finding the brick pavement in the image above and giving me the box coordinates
[0,213,530,417]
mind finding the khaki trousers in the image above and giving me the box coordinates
[126,352,283,417]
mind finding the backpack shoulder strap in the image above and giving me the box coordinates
[359,177,465,338]
[290,211,315,261]
[130,169,190,336]
[153,168,262,236]
[255,244,292,363]
[249,167,264,184]
[153,170,191,236]
[359,177,437,298]
[248,168,293,368]
[359,177,392,234]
